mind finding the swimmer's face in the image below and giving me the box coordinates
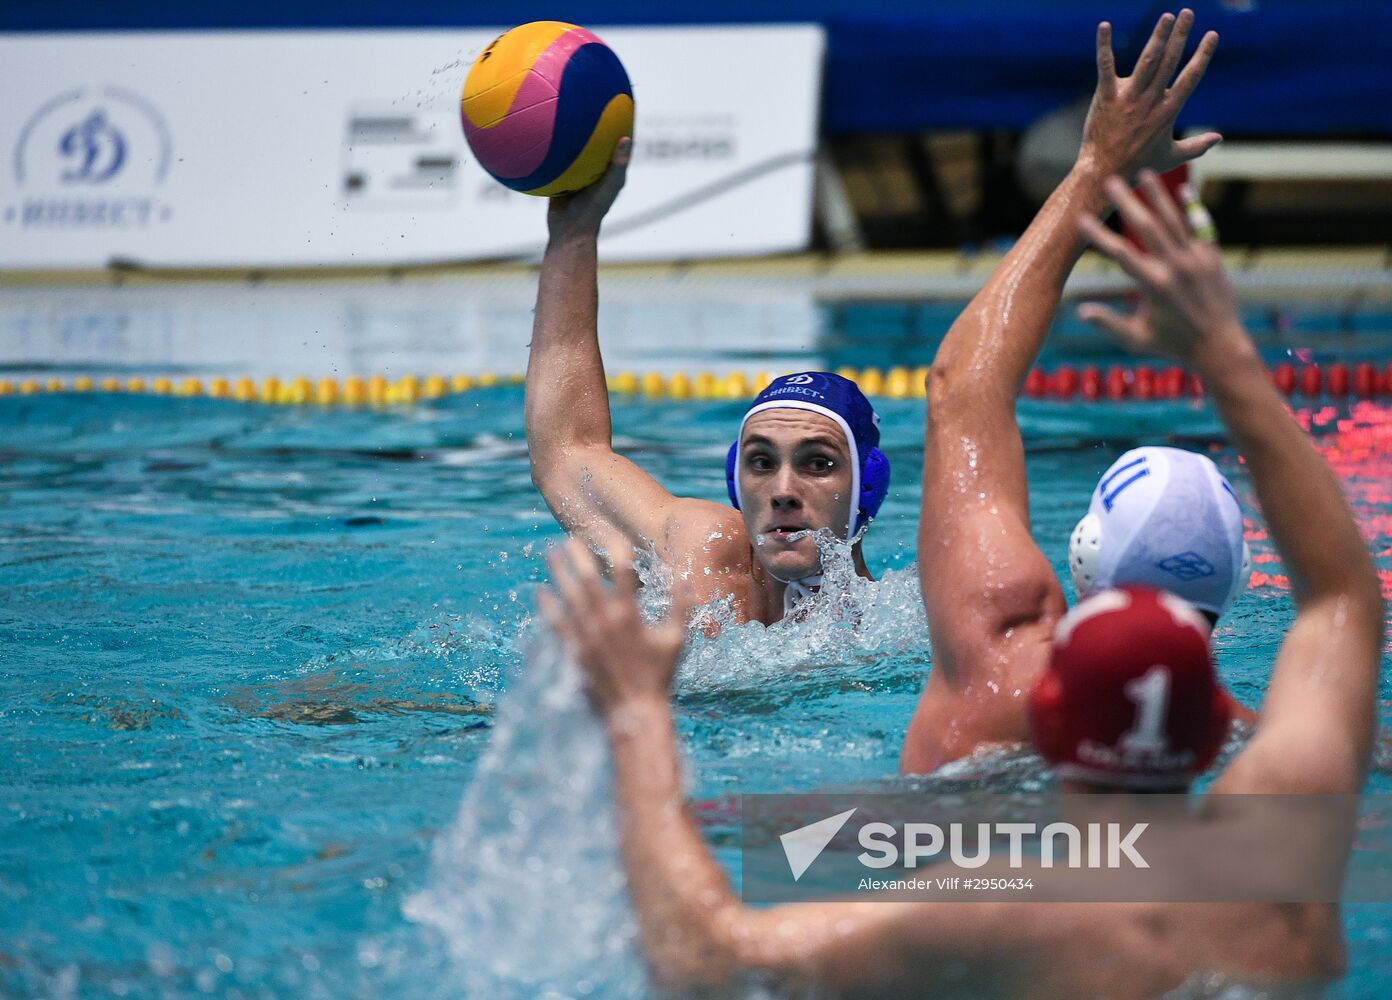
[738,409,855,581]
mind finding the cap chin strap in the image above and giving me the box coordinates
[782,574,823,616]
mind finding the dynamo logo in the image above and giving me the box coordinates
[7,86,173,231]
[59,110,127,184]
[762,372,827,400]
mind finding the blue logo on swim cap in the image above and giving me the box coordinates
[725,371,889,535]
[1157,551,1217,582]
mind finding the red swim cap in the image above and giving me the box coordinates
[1028,586,1230,789]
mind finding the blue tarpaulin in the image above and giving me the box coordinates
[5,1,1389,135]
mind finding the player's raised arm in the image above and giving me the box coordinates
[904,11,1221,771]
[1080,173,1385,796]
[524,139,690,554]
[539,540,993,995]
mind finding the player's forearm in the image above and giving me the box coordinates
[1197,340,1380,611]
[606,698,747,991]
[524,230,613,462]
[931,162,1109,399]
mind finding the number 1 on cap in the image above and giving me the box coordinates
[1120,665,1171,753]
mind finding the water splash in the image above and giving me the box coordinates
[679,529,929,691]
[403,630,647,999]
[400,533,929,997]
[1161,970,1330,1000]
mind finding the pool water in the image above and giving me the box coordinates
[3,378,1391,997]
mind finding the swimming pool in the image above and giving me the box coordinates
[3,282,1391,998]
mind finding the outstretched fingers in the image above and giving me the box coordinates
[570,539,610,612]
[1078,302,1149,353]
[1128,12,1176,90]
[665,576,699,640]
[1104,175,1177,257]
[1167,30,1219,107]
[614,554,639,602]
[1171,130,1223,166]
[537,586,567,639]
[1153,8,1194,91]
[547,538,601,629]
[1079,211,1165,288]
[1138,170,1192,245]
[1095,21,1117,94]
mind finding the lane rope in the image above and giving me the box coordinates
[2,363,1389,405]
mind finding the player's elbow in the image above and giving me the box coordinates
[924,358,964,407]
[1357,576,1386,632]
[527,451,553,492]
[527,442,595,495]
[643,926,746,996]
[645,906,804,997]
[924,356,1011,428]
[1332,568,1386,657]
[647,954,740,998]
[1307,543,1384,624]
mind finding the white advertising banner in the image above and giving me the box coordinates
[0,26,823,269]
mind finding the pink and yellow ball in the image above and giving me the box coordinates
[461,21,634,197]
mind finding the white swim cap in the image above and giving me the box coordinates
[1069,447,1251,618]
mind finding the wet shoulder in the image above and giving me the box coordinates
[661,499,748,562]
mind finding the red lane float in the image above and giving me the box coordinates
[1081,365,1102,401]
[1051,364,1078,400]
[1354,363,1375,398]
[1327,363,1349,397]
[1133,366,1156,401]
[1106,365,1130,400]
[1015,362,1391,402]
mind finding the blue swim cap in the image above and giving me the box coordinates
[725,371,890,538]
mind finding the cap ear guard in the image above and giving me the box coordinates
[1068,512,1102,598]
[725,441,741,510]
[856,446,891,534]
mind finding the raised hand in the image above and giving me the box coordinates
[546,136,632,239]
[1078,171,1250,367]
[1079,9,1221,181]
[538,536,691,716]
